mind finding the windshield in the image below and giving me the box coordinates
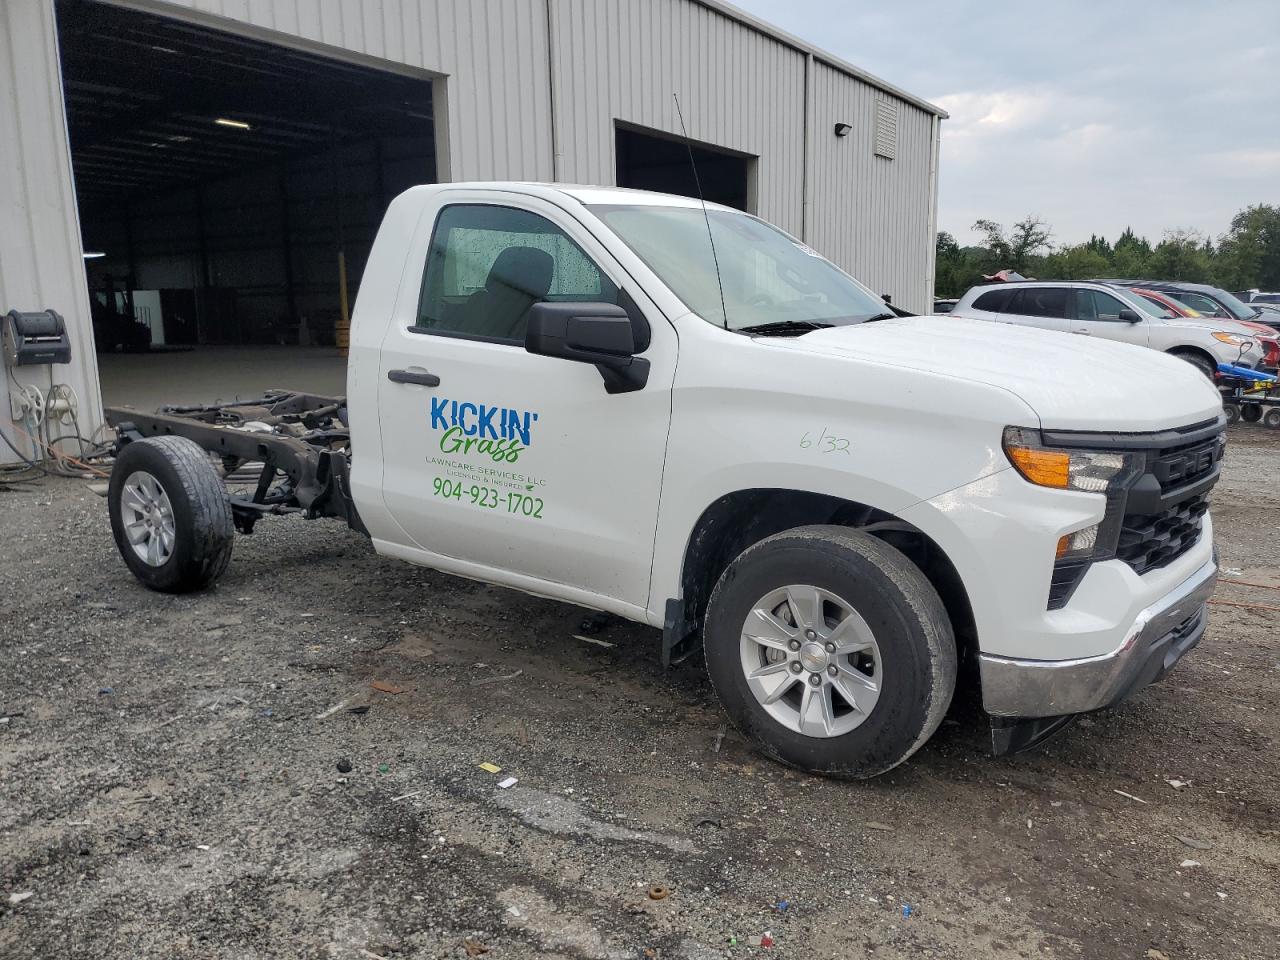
[1212,287,1262,321]
[1131,292,1175,319]
[588,204,890,331]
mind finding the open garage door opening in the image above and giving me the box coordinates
[56,0,437,409]
[615,123,754,212]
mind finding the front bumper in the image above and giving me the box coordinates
[979,555,1217,718]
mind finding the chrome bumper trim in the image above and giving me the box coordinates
[980,556,1218,718]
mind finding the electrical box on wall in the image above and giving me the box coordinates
[2,310,72,367]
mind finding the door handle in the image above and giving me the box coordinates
[387,368,441,387]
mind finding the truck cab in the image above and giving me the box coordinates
[105,183,1225,778]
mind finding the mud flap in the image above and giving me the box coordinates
[989,714,1078,755]
[662,599,702,667]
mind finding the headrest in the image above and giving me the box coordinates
[486,246,554,298]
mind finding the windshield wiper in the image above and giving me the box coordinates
[863,312,897,323]
[737,319,832,337]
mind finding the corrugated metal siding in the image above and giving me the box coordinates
[138,0,555,182]
[0,0,104,463]
[808,61,935,312]
[547,0,807,235]
[124,0,934,300]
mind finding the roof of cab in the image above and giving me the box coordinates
[415,181,740,213]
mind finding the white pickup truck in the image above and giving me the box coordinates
[103,183,1225,778]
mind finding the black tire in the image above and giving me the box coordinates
[703,525,957,778]
[1264,407,1280,429]
[108,436,234,592]
[1242,403,1262,424]
[1223,404,1241,425]
[1171,350,1216,379]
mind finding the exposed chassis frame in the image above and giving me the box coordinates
[105,392,367,536]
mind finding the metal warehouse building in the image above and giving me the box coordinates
[0,0,944,465]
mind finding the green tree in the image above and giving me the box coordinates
[1216,204,1280,290]
[1147,230,1214,282]
[934,230,985,297]
[1051,244,1111,280]
[1112,227,1152,278]
[972,216,1052,272]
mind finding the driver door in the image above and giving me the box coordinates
[1070,288,1149,347]
[375,191,676,612]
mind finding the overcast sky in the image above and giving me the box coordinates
[734,0,1280,248]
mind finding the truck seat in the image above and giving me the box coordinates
[462,246,554,341]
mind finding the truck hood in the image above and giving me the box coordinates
[772,316,1223,431]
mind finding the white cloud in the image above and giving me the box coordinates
[733,0,1280,246]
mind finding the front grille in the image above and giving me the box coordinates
[1149,436,1220,492]
[1116,493,1209,575]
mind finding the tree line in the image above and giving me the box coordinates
[934,203,1280,299]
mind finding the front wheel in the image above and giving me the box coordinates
[1171,351,1216,379]
[107,436,234,592]
[703,526,957,778]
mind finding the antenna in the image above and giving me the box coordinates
[673,94,729,331]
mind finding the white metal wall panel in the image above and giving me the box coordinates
[808,61,936,313]
[0,0,104,464]
[548,0,807,235]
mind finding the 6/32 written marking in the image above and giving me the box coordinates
[432,477,544,518]
[800,427,851,454]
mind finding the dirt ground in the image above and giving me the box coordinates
[2,427,1278,960]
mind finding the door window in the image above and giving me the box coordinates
[415,204,620,343]
[1076,289,1132,322]
[1008,287,1068,318]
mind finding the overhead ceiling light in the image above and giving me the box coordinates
[214,118,251,130]
[151,44,180,54]
[82,251,106,259]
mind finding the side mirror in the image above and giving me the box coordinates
[1118,308,1141,323]
[525,301,649,393]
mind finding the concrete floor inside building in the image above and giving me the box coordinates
[97,347,348,411]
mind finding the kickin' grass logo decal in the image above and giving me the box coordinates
[430,397,538,463]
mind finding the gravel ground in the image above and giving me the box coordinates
[2,426,1278,959]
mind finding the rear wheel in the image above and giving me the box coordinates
[108,436,234,592]
[703,526,957,778]
[1264,407,1280,429]
[1223,404,1241,425]
[1242,403,1263,423]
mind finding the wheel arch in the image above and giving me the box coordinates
[665,488,977,671]
[1166,345,1218,373]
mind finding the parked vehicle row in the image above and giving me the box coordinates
[1104,280,1280,334]
[948,279,1275,377]
[1236,289,1280,305]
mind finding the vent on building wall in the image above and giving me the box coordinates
[873,99,897,160]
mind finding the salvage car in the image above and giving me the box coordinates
[102,183,1224,778]
[950,280,1266,376]
[1132,287,1280,369]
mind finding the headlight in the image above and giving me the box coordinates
[1002,427,1140,493]
[1003,426,1146,609]
[1212,331,1248,346]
